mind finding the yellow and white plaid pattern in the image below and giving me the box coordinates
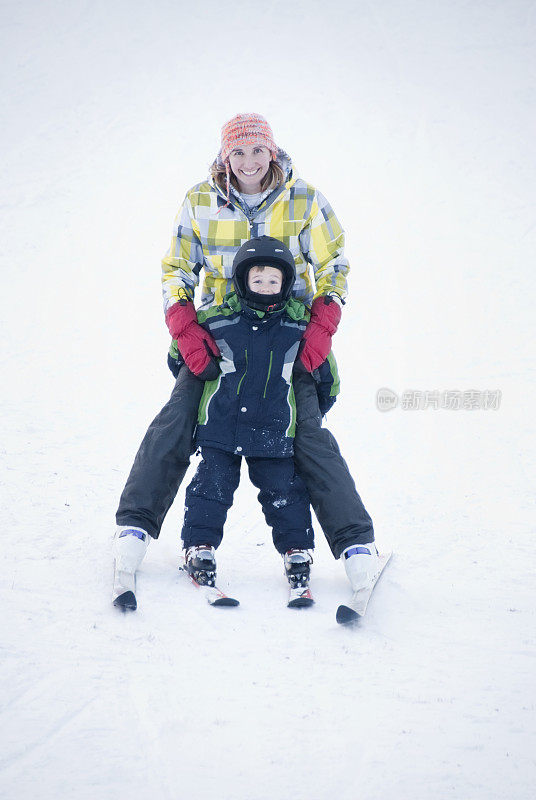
[162,173,350,313]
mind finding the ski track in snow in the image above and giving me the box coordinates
[2,1,535,798]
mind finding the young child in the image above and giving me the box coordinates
[175,236,339,604]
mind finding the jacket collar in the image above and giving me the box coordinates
[224,292,308,322]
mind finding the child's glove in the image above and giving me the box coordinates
[299,296,342,372]
[166,301,221,381]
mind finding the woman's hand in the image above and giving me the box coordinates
[166,301,221,380]
[299,296,342,372]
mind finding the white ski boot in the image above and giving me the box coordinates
[112,526,149,610]
[342,543,380,591]
[284,549,314,608]
[185,545,217,587]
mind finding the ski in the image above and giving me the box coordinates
[112,528,149,612]
[336,551,392,625]
[180,563,239,607]
[112,560,137,611]
[288,585,314,608]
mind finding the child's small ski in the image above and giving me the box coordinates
[288,586,314,608]
[180,564,239,607]
[336,551,392,625]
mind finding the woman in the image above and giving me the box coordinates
[113,113,376,607]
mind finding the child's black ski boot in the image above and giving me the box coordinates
[284,549,314,607]
[185,545,217,587]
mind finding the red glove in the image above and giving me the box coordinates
[166,301,221,380]
[299,296,342,372]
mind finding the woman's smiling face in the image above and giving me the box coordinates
[228,144,272,193]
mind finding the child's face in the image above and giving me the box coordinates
[247,266,283,295]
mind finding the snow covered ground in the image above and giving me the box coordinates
[1,1,535,798]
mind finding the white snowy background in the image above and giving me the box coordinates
[1,1,535,798]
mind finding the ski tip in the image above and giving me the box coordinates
[336,604,360,625]
[288,596,315,608]
[113,591,137,611]
[209,596,240,607]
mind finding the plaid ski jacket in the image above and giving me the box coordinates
[161,155,350,313]
[168,293,340,458]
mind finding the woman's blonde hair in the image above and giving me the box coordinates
[210,158,285,195]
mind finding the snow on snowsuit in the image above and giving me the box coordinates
[116,152,374,558]
[180,292,337,552]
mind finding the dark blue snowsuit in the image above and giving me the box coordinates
[177,292,339,553]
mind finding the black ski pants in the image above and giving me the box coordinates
[181,446,314,554]
[116,366,374,558]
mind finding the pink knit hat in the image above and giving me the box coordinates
[217,113,279,210]
[220,113,278,163]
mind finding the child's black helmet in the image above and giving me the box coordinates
[232,236,296,312]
